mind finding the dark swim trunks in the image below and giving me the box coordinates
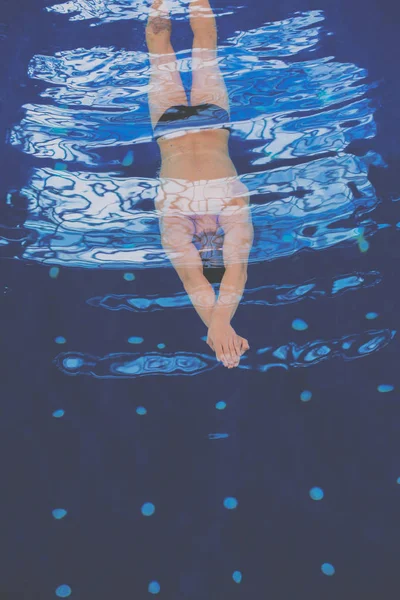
[153,103,232,141]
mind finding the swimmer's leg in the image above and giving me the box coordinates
[146,0,188,128]
[189,0,229,112]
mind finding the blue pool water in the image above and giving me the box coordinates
[1,0,400,597]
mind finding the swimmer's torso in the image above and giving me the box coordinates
[156,130,249,231]
[158,129,234,181]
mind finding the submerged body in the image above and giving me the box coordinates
[146,0,254,367]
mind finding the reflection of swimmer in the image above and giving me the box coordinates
[146,0,254,368]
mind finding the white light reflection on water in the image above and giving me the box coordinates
[4,10,386,270]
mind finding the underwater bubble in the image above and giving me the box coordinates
[300,390,312,402]
[148,581,160,594]
[55,336,67,344]
[292,318,308,331]
[136,406,147,416]
[223,497,238,510]
[309,487,324,501]
[52,409,65,418]
[52,509,67,520]
[157,343,166,350]
[63,357,84,369]
[141,503,155,517]
[216,401,227,410]
[232,571,242,584]
[122,150,134,166]
[366,312,378,320]
[56,585,72,597]
[321,563,335,576]
[124,273,135,281]
[49,267,60,279]
[128,336,144,344]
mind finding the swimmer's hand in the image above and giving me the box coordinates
[206,318,249,368]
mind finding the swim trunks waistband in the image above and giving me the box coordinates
[153,103,232,141]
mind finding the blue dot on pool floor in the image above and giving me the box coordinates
[321,563,335,576]
[300,390,312,402]
[366,312,378,320]
[136,407,147,415]
[63,357,83,369]
[224,497,238,510]
[309,487,324,501]
[128,336,144,344]
[52,509,67,520]
[55,336,66,344]
[232,571,242,583]
[56,585,72,597]
[148,581,160,594]
[157,343,166,349]
[397,477,400,485]
[216,401,226,410]
[49,267,60,279]
[141,503,155,516]
[292,318,308,331]
[124,273,135,281]
[52,410,65,418]
[377,384,394,393]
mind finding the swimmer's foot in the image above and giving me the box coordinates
[149,0,168,16]
[146,0,171,45]
[189,0,214,17]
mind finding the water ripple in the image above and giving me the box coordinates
[13,31,377,153]
[258,328,396,366]
[46,0,240,26]
[4,149,382,267]
[55,351,218,377]
[54,328,395,378]
[86,270,382,311]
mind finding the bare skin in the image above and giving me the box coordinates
[146,0,253,368]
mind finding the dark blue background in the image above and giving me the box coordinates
[1,0,400,598]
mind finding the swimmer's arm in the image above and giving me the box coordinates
[210,218,254,324]
[161,226,217,327]
[211,264,247,324]
[181,268,217,328]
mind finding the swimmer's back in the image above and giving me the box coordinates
[158,129,235,182]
